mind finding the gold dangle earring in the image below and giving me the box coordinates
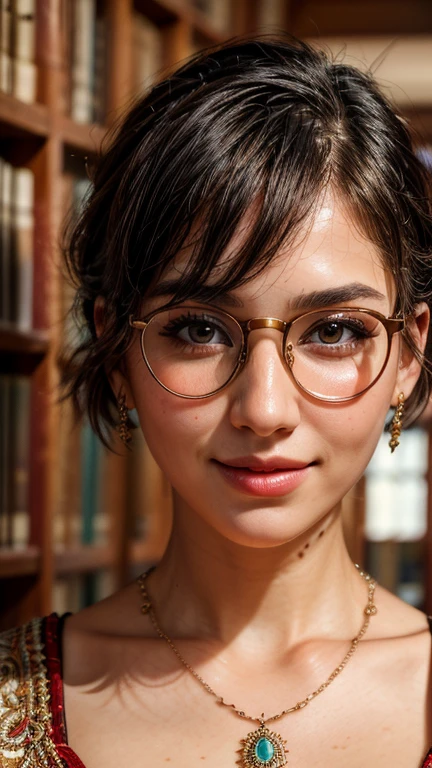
[117,392,132,447]
[389,392,405,453]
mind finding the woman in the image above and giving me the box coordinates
[1,36,431,768]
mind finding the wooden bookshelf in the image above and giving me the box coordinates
[1,0,431,628]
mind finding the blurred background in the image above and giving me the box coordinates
[0,0,431,630]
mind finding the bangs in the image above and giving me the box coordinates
[102,61,335,313]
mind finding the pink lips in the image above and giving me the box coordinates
[214,456,312,497]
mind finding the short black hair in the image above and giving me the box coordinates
[60,35,432,447]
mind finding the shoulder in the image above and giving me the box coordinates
[363,584,432,700]
[371,583,431,640]
[60,579,150,685]
[0,614,67,766]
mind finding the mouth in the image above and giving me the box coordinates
[215,457,313,472]
[212,458,314,497]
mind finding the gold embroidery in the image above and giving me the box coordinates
[0,618,66,767]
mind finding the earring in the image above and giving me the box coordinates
[117,392,132,447]
[389,392,405,453]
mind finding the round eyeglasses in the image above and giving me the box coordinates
[129,304,405,401]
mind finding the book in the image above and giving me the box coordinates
[81,419,105,546]
[92,11,106,124]
[0,376,10,545]
[0,0,12,93]
[53,568,116,613]
[12,0,36,103]
[0,158,13,322]
[9,376,30,548]
[9,166,34,330]
[132,13,162,95]
[0,375,30,549]
[257,0,286,29]
[192,0,231,33]
[70,0,96,123]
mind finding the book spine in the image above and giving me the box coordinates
[10,376,30,549]
[257,0,285,29]
[59,0,73,114]
[92,13,106,124]
[0,0,12,93]
[70,0,96,123]
[132,13,162,94]
[11,0,36,103]
[0,376,9,546]
[192,0,230,33]
[1,159,13,323]
[0,158,4,320]
[80,420,100,545]
[10,166,34,330]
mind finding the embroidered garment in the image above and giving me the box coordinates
[0,612,431,767]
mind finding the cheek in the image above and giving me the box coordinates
[315,349,398,462]
[133,373,222,472]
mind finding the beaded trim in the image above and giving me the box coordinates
[0,617,66,768]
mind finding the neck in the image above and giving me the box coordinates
[149,497,369,655]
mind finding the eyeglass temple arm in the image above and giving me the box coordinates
[384,317,405,334]
[129,315,147,330]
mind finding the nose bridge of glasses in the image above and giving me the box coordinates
[246,318,287,333]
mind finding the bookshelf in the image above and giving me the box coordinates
[1,0,431,629]
[0,0,251,631]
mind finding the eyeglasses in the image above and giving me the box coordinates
[129,304,405,401]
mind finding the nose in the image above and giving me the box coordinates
[228,332,301,436]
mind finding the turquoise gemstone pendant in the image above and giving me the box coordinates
[240,723,288,767]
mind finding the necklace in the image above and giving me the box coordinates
[137,563,377,767]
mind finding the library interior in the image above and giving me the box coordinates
[1,0,432,630]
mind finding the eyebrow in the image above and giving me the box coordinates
[150,280,386,311]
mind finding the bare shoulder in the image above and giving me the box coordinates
[61,577,150,685]
[363,583,431,699]
[64,577,144,636]
[370,582,431,639]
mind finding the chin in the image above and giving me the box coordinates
[207,506,324,550]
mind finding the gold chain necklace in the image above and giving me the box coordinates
[137,563,377,767]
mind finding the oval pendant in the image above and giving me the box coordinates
[240,724,288,767]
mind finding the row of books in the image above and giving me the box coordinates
[0,374,110,550]
[192,0,285,33]
[63,0,107,124]
[0,159,34,328]
[0,0,261,117]
[0,0,107,121]
[53,569,116,614]
[0,0,36,103]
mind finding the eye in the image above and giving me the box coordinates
[299,316,372,347]
[161,313,234,347]
[315,321,345,345]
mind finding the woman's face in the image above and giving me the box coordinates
[120,196,428,548]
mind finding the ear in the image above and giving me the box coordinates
[94,296,136,411]
[391,301,430,406]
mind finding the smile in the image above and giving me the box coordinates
[213,460,313,497]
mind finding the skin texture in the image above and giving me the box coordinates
[61,195,432,768]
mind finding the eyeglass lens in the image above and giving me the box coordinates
[141,305,390,400]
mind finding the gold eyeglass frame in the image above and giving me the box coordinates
[129,305,405,402]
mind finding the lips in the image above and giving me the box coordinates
[216,456,311,472]
[213,457,313,497]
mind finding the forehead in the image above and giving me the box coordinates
[149,193,396,314]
